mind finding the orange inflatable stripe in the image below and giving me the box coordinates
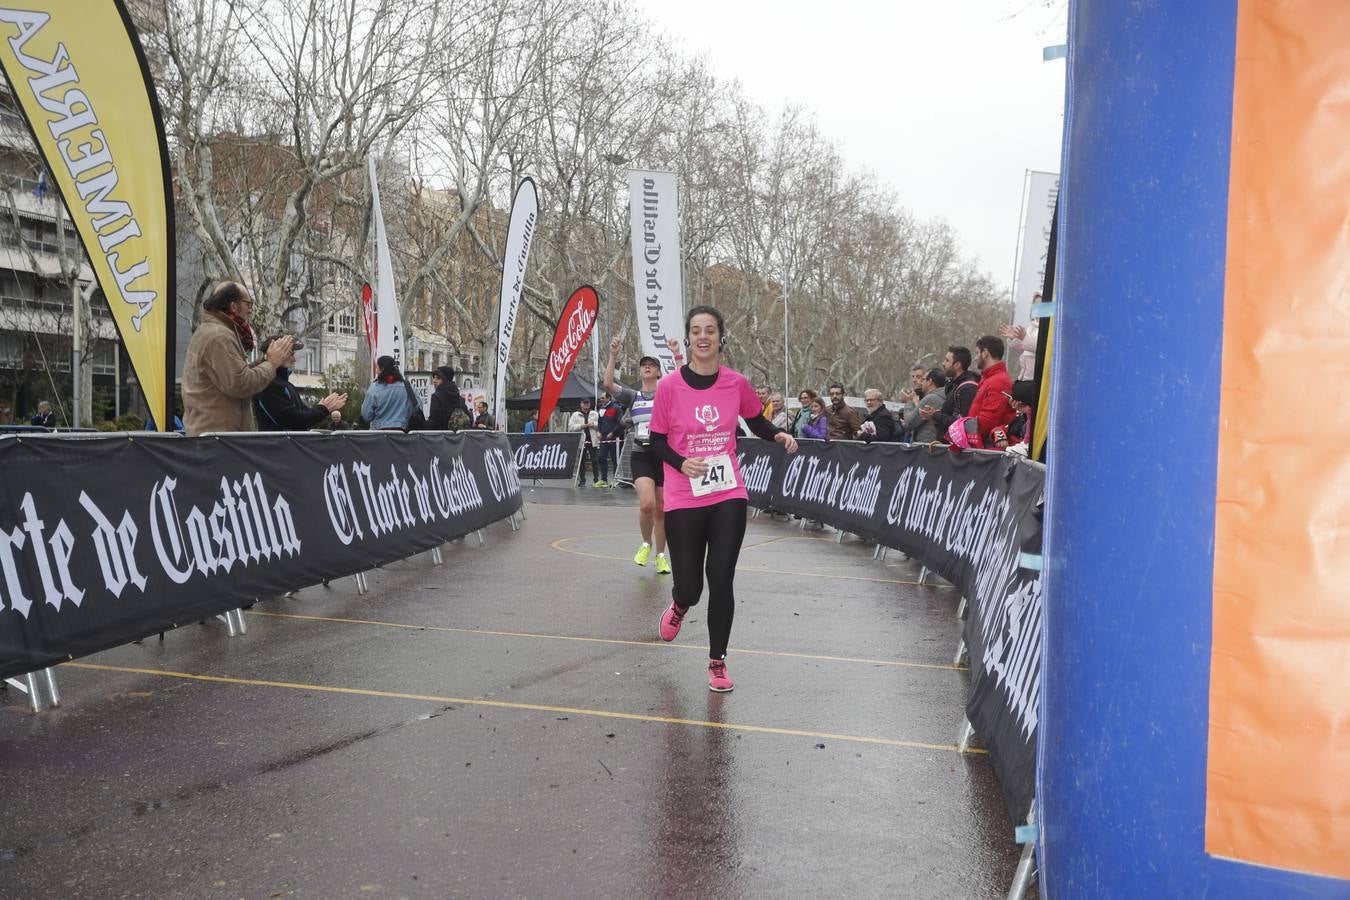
[1205,0,1350,878]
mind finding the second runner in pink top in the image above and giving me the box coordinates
[649,365,764,511]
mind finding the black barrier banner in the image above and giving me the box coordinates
[736,438,1042,823]
[507,432,582,480]
[0,432,522,679]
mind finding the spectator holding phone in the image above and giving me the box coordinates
[904,369,947,443]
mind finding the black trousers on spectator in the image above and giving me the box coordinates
[597,440,618,482]
[664,499,748,660]
[577,444,597,484]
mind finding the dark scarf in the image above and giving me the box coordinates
[206,308,255,353]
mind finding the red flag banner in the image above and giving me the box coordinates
[538,286,599,429]
[360,282,376,378]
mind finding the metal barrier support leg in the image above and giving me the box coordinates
[1007,811,1038,900]
[431,547,444,566]
[954,637,968,666]
[476,529,485,547]
[957,595,968,619]
[233,608,248,635]
[5,674,50,712]
[958,716,975,753]
[509,513,520,532]
[918,566,929,585]
[41,668,61,708]
[835,529,846,545]
[216,611,238,637]
[24,671,42,712]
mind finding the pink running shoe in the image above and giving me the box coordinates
[659,602,686,642]
[708,659,734,692]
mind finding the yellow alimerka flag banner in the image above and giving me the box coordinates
[0,2,174,430]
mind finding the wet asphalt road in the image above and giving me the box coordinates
[1,484,1024,898]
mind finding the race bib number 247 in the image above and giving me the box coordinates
[690,453,737,497]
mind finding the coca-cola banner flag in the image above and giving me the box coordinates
[507,432,583,480]
[538,285,599,428]
[734,438,1044,826]
[0,432,523,680]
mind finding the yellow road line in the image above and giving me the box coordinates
[245,610,966,672]
[64,662,983,755]
[549,536,953,588]
[740,534,829,549]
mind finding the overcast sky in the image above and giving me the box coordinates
[639,0,1067,290]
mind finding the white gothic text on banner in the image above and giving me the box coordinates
[1012,170,1059,327]
[493,178,540,427]
[627,170,683,373]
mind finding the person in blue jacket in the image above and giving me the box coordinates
[361,355,416,430]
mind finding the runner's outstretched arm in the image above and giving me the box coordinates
[604,336,621,394]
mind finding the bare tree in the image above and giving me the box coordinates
[144,0,1010,409]
[162,0,450,333]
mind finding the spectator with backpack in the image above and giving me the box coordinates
[427,366,470,430]
[923,345,981,439]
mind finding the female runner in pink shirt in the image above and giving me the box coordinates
[647,306,799,691]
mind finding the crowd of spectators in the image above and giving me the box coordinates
[777,325,1038,454]
[10,281,1041,454]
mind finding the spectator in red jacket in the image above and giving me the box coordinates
[967,335,1015,443]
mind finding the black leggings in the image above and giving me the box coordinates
[664,499,748,660]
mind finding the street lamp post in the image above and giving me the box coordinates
[782,288,790,399]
